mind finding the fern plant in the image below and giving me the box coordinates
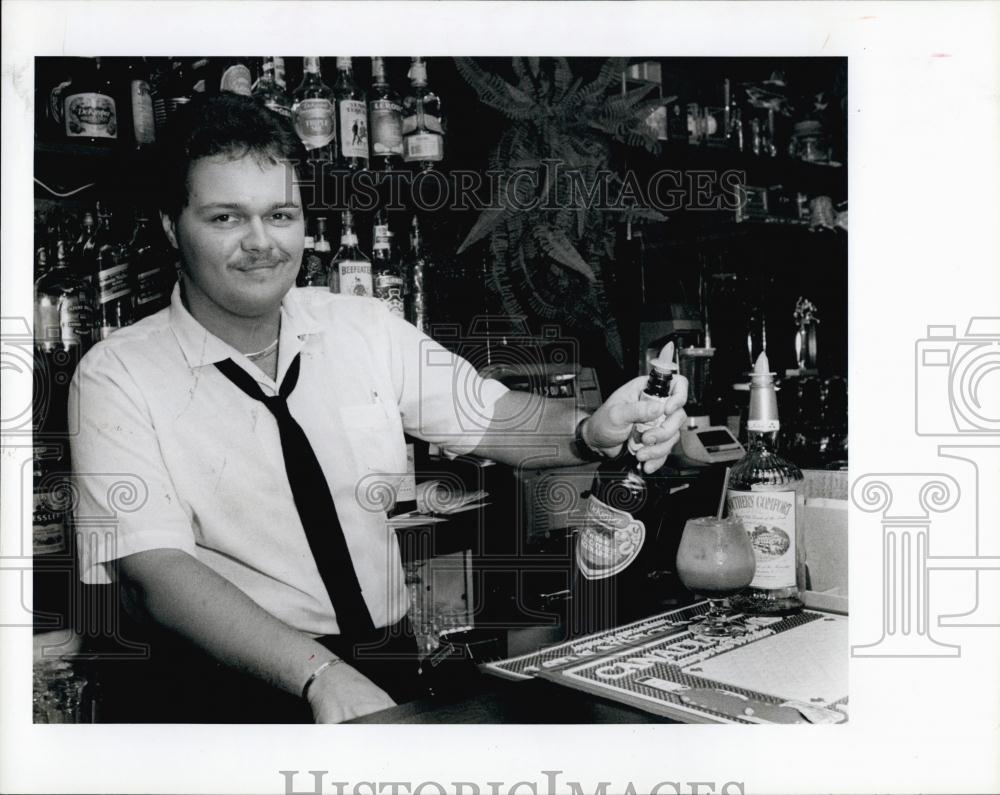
[455,57,668,367]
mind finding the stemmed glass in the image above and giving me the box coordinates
[675,516,756,637]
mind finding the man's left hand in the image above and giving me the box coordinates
[582,375,688,473]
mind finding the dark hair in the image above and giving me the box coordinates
[156,92,307,219]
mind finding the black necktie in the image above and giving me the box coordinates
[214,353,375,635]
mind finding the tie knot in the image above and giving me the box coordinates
[263,394,288,412]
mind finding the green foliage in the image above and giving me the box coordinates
[455,57,667,367]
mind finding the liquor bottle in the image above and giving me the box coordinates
[39,58,74,143]
[273,56,288,94]
[292,57,336,161]
[402,58,444,170]
[72,211,98,283]
[333,57,369,170]
[130,210,170,319]
[297,233,316,287]
[152,59,192,135]
[63,57,119,146]
[570,346,677,635]
[372,214,405,317]
[34,236,93,353]
[92,204,134,339]
[121,58,156,150]
[405,215,429,332]
[726,352,806,616]
[299,217,333,289]
[188,58,212,96]
[332,211,372,297]
[32,449,69,557]
[369,57,403,171]
[253,57,292,119]
[217,58,253,96]
[31,446,76,634]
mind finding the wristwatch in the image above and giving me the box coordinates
[571,414,605,462]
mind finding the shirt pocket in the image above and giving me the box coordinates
[338,402,408,503]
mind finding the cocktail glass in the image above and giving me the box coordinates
[676,516,756,637]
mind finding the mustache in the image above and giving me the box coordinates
[236,254,289,269]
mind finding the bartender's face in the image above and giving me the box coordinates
[162,153,304,322]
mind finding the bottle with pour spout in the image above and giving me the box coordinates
[570,342,679,634]
[726,351,806,616]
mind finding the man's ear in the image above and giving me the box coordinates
[160,212,178,250]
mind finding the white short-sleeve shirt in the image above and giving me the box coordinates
[69,285,508,636]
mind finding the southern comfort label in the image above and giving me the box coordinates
[726,489,796,589]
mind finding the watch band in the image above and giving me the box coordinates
[571,414,604,462]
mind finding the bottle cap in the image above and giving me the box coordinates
[747,352,780,431]
[649,341,678,372]
[407,58,428,85]
[336,56,353,70]
[749,351,777,384]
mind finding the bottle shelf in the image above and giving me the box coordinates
[34,141,156,202]
[621,142,846,204]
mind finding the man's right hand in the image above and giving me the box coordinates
[305,661,396,723]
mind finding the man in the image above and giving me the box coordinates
[70,93,687,723]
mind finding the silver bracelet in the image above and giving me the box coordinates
[301,657,343,701]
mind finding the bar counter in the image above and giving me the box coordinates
[350,594,849,725]
[349,676,677,724]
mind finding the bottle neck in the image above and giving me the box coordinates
[744,428,780,453]
[744,376,782,453]
[643,366,674,398]
[371,59,388,87]
[54,240,70,269]
[131,218,151,242]
[746,380,780,431]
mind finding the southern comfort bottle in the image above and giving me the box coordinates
[726,352,806,616]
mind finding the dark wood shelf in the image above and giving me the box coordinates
[620,141,846,205]
[34,140,118,160]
